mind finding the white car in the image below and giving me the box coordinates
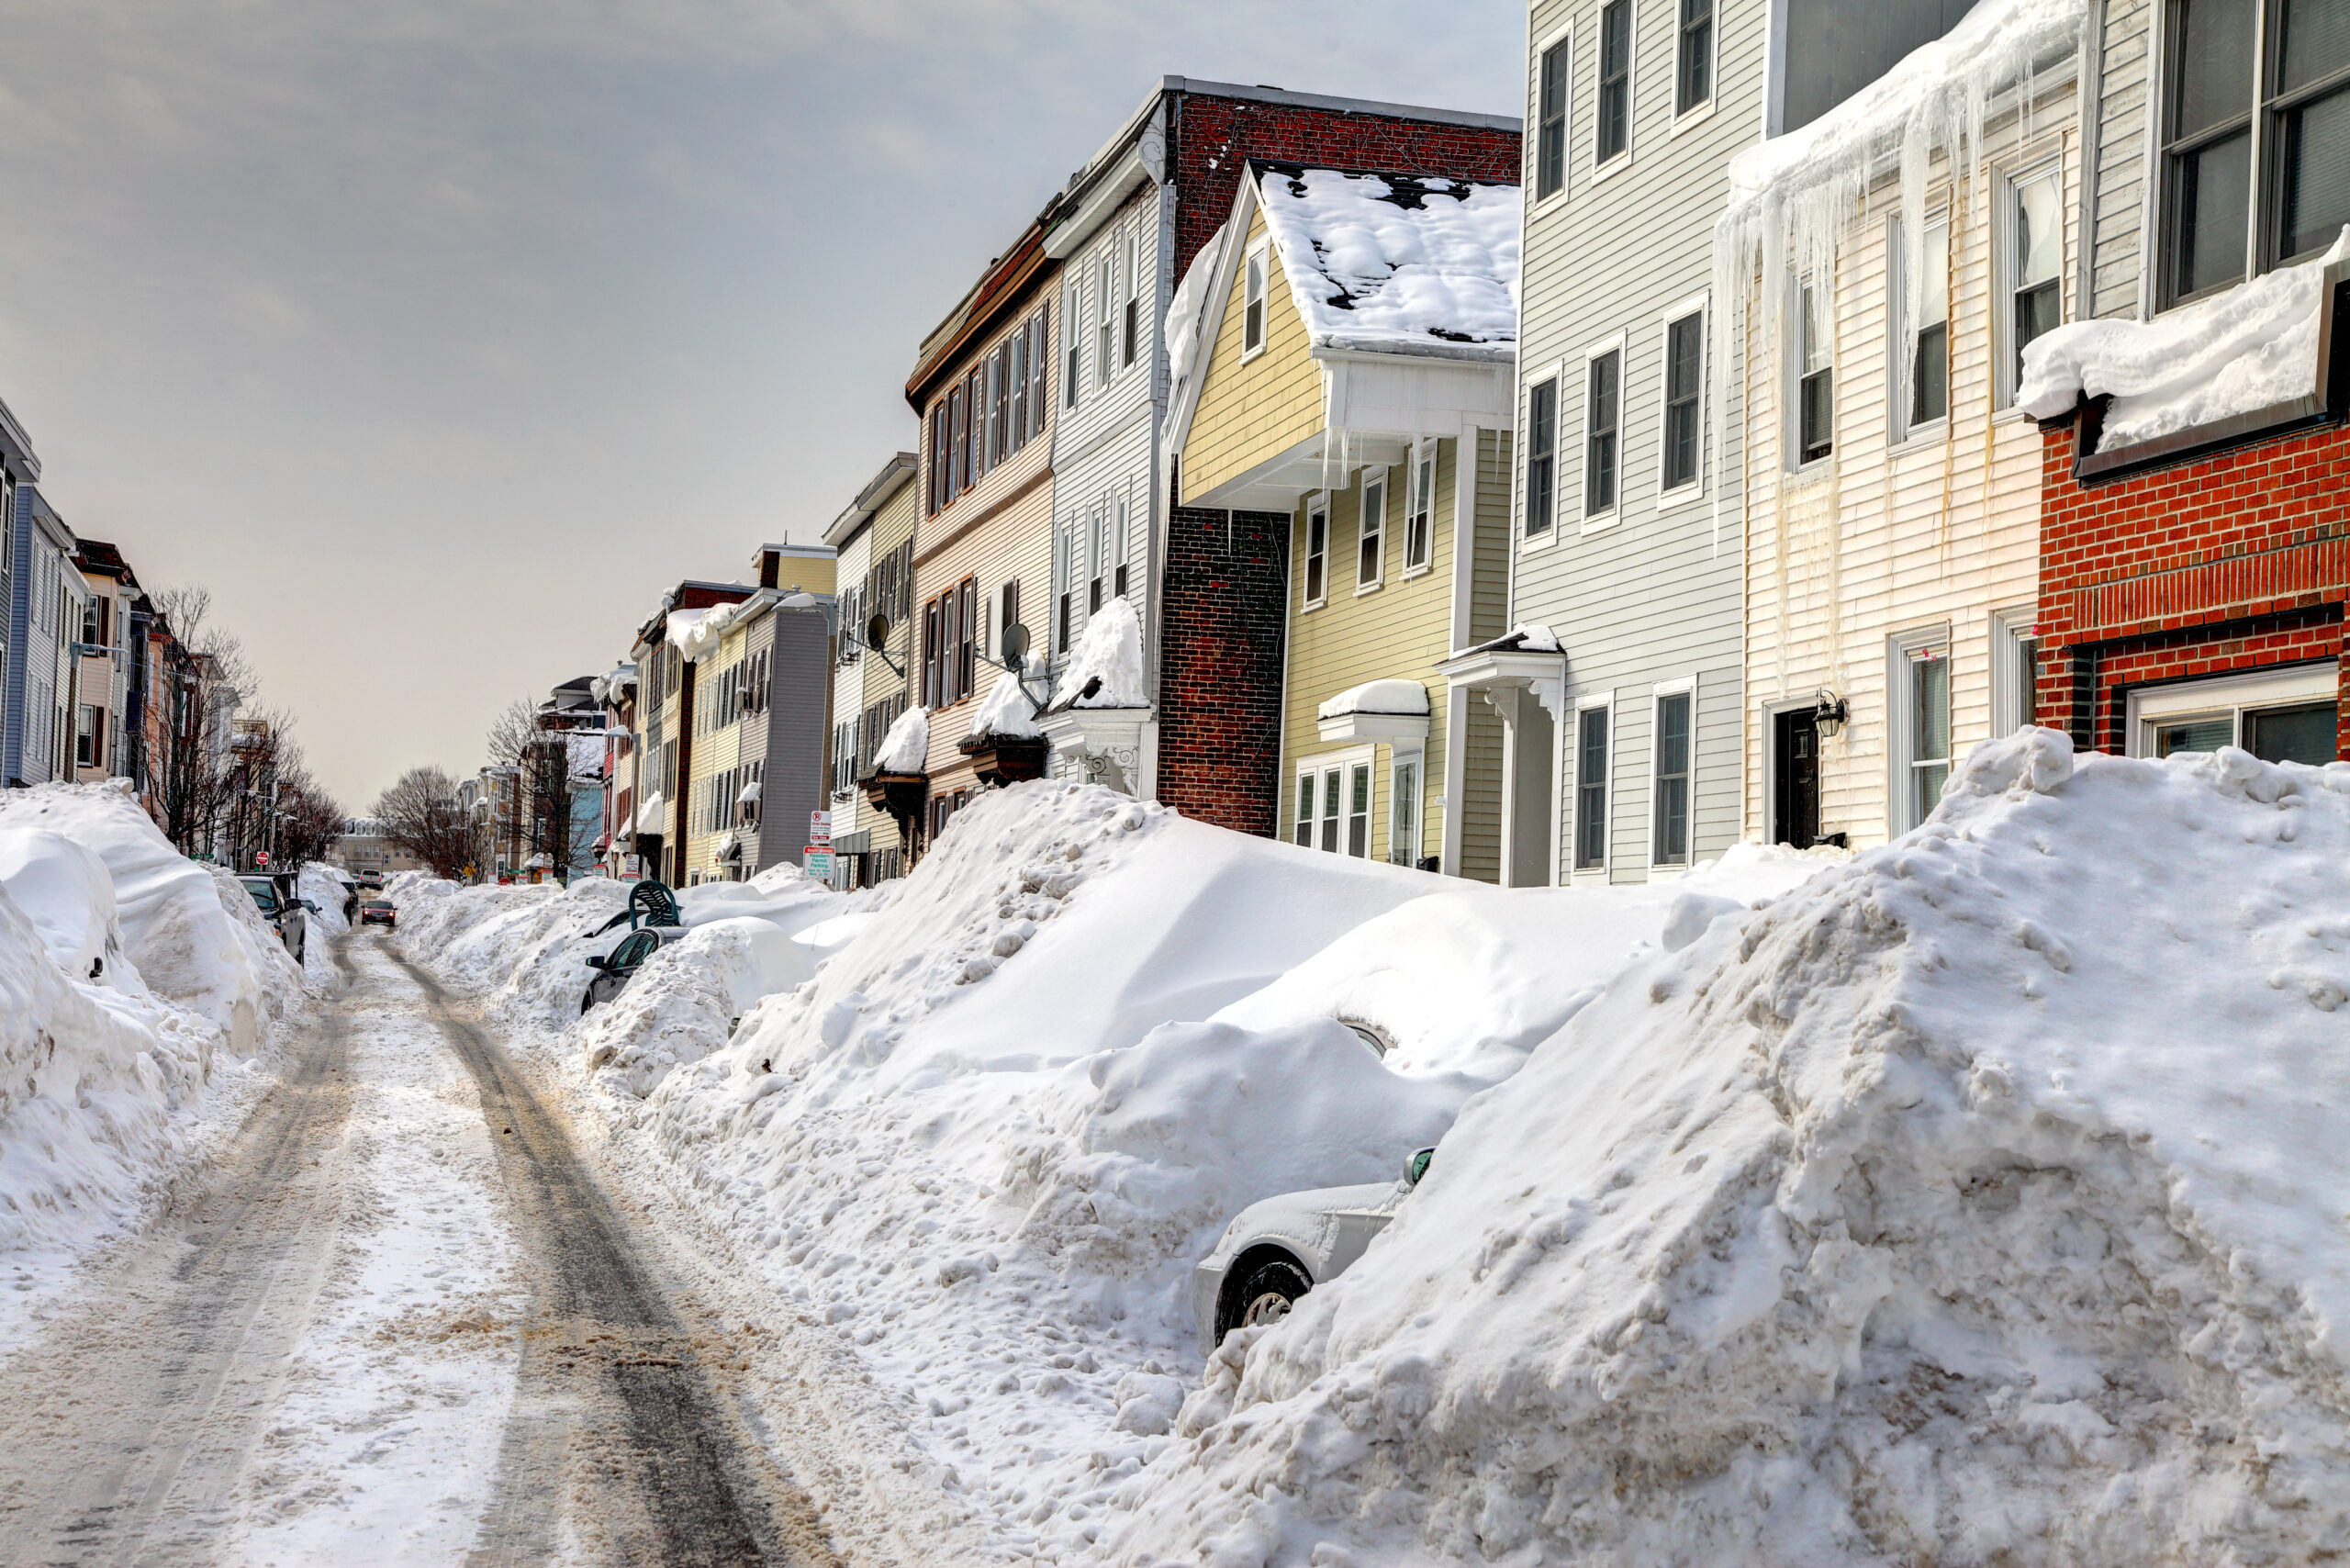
[1192,1146,1435,1355]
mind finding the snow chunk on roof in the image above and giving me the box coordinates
[674,597,755,663]
[970,656,1045,740]
[873,705,929,774]
[1464,623,1562,655]
[1163,219,1228,425]
[1318,678,1430,721]
[634,790,666,833]
[2019,227,2350,451]
[589,665,636,706]
[1256,163,1520,362]
[736,778,762,806]
[1052,596,1147,711]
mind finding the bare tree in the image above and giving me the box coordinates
[148,585,254,858]
[372,766,476,879]
[486,697,596,882]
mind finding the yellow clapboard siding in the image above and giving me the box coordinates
[1185,208,1326,502]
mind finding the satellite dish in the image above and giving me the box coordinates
[865,612,890,650]
[1001,622,1031,665]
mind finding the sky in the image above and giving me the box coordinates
[0,1,1522,810]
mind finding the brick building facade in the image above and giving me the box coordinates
[2034,419,2349,764]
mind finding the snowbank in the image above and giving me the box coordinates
[1055,595,1146,711]
[1113,733,2350,1567]
[2020,228,2350,450]
[401,780,1827,1561]
[1256,164,1519,361]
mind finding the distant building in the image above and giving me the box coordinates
[332,817,427,876]
[4,483,88,787]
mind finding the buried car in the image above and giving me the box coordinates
[239,873,313,964]
[580,924,688,1013]
[1192,1146,1436,1355]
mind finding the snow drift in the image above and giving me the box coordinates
[1110,734,2350,1567]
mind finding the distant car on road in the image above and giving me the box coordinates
[1192,1146,1436,1355]
[580,924,688,1014]
[357,899,397,929]
[239,873,313,964]
[355,872,386,891]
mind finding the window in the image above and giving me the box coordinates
[1902,215,1951,432]
[1064,285,1083,407]
[1597,0,1632,163]
[1990,609,2038,736]
[1010,330,1028,449]
[1892,633,1952,832]
[1243,242,1270,358]
[1056,521,1075,651]
[949,384,969,495]
[1358,469,1387,588]
[1096,252,1115,388]
[966,369,984,479]
[923,598,942,706]
[1347,762,1371,857]
[957,578,976,699]
[76,705,99,768]
[1662,310,1704,491]
[1304,497,1329,606]
[1031,305,1050,436]
[987,347,1008,465]
[1404,445,1436,571]
[1652,689,1692,865]
[1389,754,1420,866]
[2162,0,2350,305]
[1527,377,1558,535]
[1294,772,1315,847]
[1090,503,1107,614]
[1537,36,1571,197]
[1123,231,1142,367]
[1677,0,1714,112]
[2008,169,2063,397]
[1574,705,1609,869]
[1113,496,1131,598]
[2130,660,2340,762]
[1797,280,1834,464]
[1585,350,1621,515]
[1294,756,1372,857]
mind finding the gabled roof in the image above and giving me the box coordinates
[0,392,36,483]
[823,451,919,549]
[1251,161,1519,363]
[75,539,134,582]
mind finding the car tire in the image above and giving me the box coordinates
[1223,1256,1313,1343]
[581,985,598,1015]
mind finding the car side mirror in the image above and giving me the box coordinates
[585,955,609,970]
[300,900,320,913]
[1404,1148,1435,1187]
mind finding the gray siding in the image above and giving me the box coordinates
[755,607,832,875]
[2088,0,2155,319]
[1516,0,1762,881]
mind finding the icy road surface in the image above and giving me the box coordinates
[0,936,838,1566]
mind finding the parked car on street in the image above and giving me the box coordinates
[357,899,397,929]
[1192,1146,1436,1354]
[580,924,688,1014]
[239,873,314,964]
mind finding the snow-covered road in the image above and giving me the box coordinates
[0,935,837,1567]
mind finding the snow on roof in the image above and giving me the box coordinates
[1464,623,1562,655]
[1317,678,1431,721]
[1163,219,1228,426]
[589,665,637,706]
[1051,596,1147,711]
[970,657,1046,740]
[737,778,762,805]
[874,705,929,774]
[635,791,666,833]
[1254,162,1520,362]
[674,596,758,663]
[2019,227,2350,452]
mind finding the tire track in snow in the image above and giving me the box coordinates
[386,949,838,1568]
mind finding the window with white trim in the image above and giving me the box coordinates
[1389,751,1420,866]
[1890,630,1952,834]
[1895,213,1950,436]
[1357,469,1387,589]
[1573,703,1609,870]
[1404,444,1436,572]
[1293,752,1373,857]
[1123,230,1142,367]
[1303,495,1329,607]
[1990,609,2037,737]
[1063,283,1082,408]
[1596,0,1632,164]
[1676,0,1714,113]
[1652,688,1693,865]
[1585,349,1621,516]
[1526,376,1558,535]
[1537,36,1571,197]
[1662,309,1704,493]
[2006,167,2063,402]
[2130,660,2340,763]
[1243,241,1270,358]
[1096,249,1115,388]
[1796,278,1834,465]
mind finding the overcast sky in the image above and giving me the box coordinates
[0,1,1522,809]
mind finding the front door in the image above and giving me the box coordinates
[1774,710,1820,848]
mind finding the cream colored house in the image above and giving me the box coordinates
[1168,161,1518,874]
[1726,42,2078,850]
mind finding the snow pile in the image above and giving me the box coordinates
[1315,678,1429,722]
[1162,219,1229,428]
[1054,595,1147,711]
[1113,733,2350,1567]
[1255,163,1519,361]
[0,784,299,1294]
[873,703,929,773]
[300,862,353,943]
[675,593,759,663]
[2020,228,2350,450]
[401,779,1827,1560]
[970,655,1046,741]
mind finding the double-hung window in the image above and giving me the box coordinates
[2008,169,2064,398]
[1123,232,1142,367]
[1537,37,1570,197]
[1009,332,1028,453]
[1901,216,1951,432]
[1652,689,1692,866]
[1796,280,1834,464]
[1294,758,1373,857]
[1096,251,1115,388]
[986,349,1006,465]
[1597,0,1632,164]
[1064,285,1083,408]
[1526,377,1558,535]
[1677,0,1714,112]
[1357,469,1387,589]
[1303,496,1329,606]
[1404,445,1436,571]
[1388,754,1419,866]
[1662,310,1704,492]
[1243,242,1270,358]
[1585,349,1621,516]
[1574,705,1609,870]
[1892,632,1952,832]
[2161,0,2350,307]
[1031,305,1050,436]
[1090,503,1107,614]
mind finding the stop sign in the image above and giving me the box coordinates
[255,851,270,866]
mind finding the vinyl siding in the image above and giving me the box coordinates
[828,522,872,841]
[1470,428,1514,646]
[1183,207,1326,502]
[856,480,920,863]
[2088,0,2155,320]
[1516,0,1763,883]
[1739,82,2076,848]
[918,476,1054,794]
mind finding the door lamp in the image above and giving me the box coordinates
[1812,689,1848,738]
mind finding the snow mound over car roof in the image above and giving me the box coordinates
[1111,732,2350,1565]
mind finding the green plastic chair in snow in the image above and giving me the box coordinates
[584,879,680,937]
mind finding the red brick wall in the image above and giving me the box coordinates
[2036,420,2350,757]
[1168,93,1522,278]
[1156,498,1292,836]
